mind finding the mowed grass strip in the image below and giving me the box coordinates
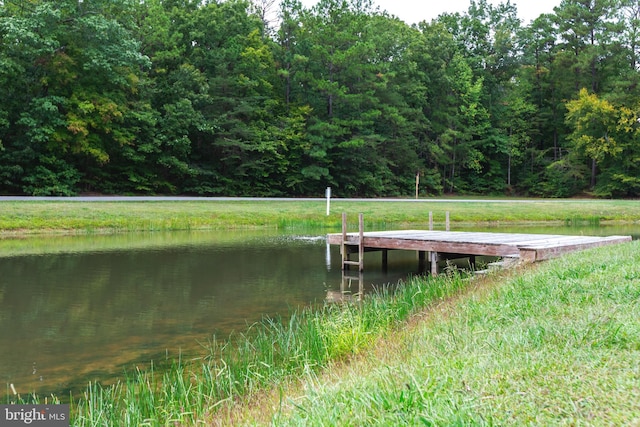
[0,199,639,233]
[261,241,640,426]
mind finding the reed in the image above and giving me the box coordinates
[3,384,61,405]
[268,241,640,426]
[11,241,639,426]
[68,270,471,425]
[564,215,601,226]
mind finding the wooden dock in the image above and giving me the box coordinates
[327,214,632,275]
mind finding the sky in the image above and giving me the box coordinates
[298,0,563,25]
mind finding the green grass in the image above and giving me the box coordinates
[263,241,640,426]
[0,198,638,234]
[2,199,639,425]
[11,241,635,425]
[4,259,474,425]
[68,271,472,426]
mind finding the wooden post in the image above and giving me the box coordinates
[431,251,439,276]
[382,249,388,272]
[341,212,348,270]
[415,172,420,199]
[418,251,426,272]
[429,211,433,231]
[341,213,365,272]
[446,211,450,231]
[358,213,364,272]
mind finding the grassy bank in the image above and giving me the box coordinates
[0,198,639,234]
[7,241,638,425]
[256,240,640,426]
[65,264,473,425]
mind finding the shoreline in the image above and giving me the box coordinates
[1,200,638,425]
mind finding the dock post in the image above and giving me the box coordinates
[341,212,348,270]
[358,213,364,272]
[430,251,439,276]
[446,211,450,231]
[382,249,388,272]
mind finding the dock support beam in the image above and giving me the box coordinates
[341,212,347,269]
[431,251,439,276]
[428,211,450,231]
[382,249,388,272]
[418,251,426,272]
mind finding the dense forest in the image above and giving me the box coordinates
[1,0,639,197]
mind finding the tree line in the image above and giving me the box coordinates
[1,0,639,197]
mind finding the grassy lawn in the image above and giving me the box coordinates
[0,198,638,234]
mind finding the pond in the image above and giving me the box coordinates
[0,224,637,400]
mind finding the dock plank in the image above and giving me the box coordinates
[327,230,632,268]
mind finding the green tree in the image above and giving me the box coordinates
[519,13,564,194]
[434,1,522,194]
[607,0,640,104]
[288,0,420,196]
[180,0,289,195]
[498,76,537,192]
[602,103,640,196]
[424,15,490,194]
[0,0,150,194]
[554,0,621,93]
[565,88,625,192]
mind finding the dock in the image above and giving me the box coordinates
[327,213,633,276]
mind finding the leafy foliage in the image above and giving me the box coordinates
[0,0,638,197]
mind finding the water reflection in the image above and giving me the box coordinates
[327,272,364,303]
[0,231,339,398]
[0,224,636,399]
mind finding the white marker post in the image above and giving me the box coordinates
[326,187,331,216]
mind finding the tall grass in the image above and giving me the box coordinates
[10,240,638,425]
[268,241,640,426]
[564,215,601,226]
[68,270,472,426]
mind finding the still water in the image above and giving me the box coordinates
[0,225,637,399]
[0,229,421,399]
